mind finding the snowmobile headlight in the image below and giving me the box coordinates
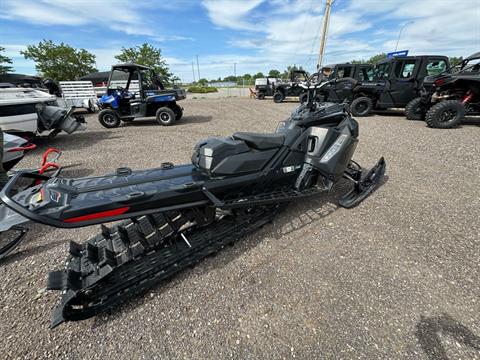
[321,134,348,163]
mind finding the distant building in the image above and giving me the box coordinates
[208,81,237,88]
[78,71,110,86]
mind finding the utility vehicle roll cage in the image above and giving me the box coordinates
[107,63,165,94]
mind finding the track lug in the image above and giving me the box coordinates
[68,241,83,257]
[98,247,116,267]
[47,270,67,290]
[86,243,99,263]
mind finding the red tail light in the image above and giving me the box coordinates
[434,78,445,86]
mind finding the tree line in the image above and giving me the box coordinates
[0,43,466,84]
[0,40,172,83]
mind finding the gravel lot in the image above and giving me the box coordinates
[1,98,479,359]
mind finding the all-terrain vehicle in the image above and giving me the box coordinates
[272,70,312,103]
[0,80,385,327]
[255,77,278,99]
[343,55,450,117]
[98,63,186,128]
[405,52,480,128]
[311,63,375,104]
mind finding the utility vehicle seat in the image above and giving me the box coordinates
[233,132,285,150]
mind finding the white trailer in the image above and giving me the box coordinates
[58,81,97,113]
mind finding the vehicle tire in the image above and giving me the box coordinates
[299,92,308,104]
[171,104,183,120]
[156,107,176,126]
[405,97,426,120]
[425,100,465,129]
[98,109,121,128]
[257,92,265,100]
[350,96,373,117]
[273,91,284,103]
[87,99,96,113]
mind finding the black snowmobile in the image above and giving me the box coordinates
[0,80,385,327]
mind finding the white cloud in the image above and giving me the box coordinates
[151,36,194,42]
[201,0,479,75]
[202,0,264,30]
[0,0,192,37]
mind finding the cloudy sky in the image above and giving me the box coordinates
[0,0,479,81]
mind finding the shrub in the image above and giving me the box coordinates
[187,86,218,93]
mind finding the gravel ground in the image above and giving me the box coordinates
[1,98,479,359]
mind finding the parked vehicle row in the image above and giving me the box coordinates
[259,52,479,129]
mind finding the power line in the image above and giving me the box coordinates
[196,55,201,80]
[292,0,316,66]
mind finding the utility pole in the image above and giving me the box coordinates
[196,55,201,80]
[191,62,196,83]
[317,0,333,70]
[234,63,237,90]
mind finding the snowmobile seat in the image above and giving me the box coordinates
[232,132,285,150]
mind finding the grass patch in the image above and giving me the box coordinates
[187,86,218,93]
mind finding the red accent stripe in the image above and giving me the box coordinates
[7,143,37,152]
[63,207,130,223]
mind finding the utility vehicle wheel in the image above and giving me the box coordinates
[172,104,183,120]
[299,93,308,104]
[156,107,176,126]
[98,109,120,128]
[425,100,465,129]
[87,100,96,113]
[257,92,265,100]
[350,97,373,117]
[405,97,426,120]
[273,92,284,103]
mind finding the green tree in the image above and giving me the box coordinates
[223,75,237,82]
[368,53,387,64]
[449,56,463,67]
[242,73,252,85]
[253,72,265,80]
[268,69,281,77]
[0,47,14,74]
[115,43,172,82]
[21,40,96,81]
[198,78,208,86]
[351,53,387,65]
